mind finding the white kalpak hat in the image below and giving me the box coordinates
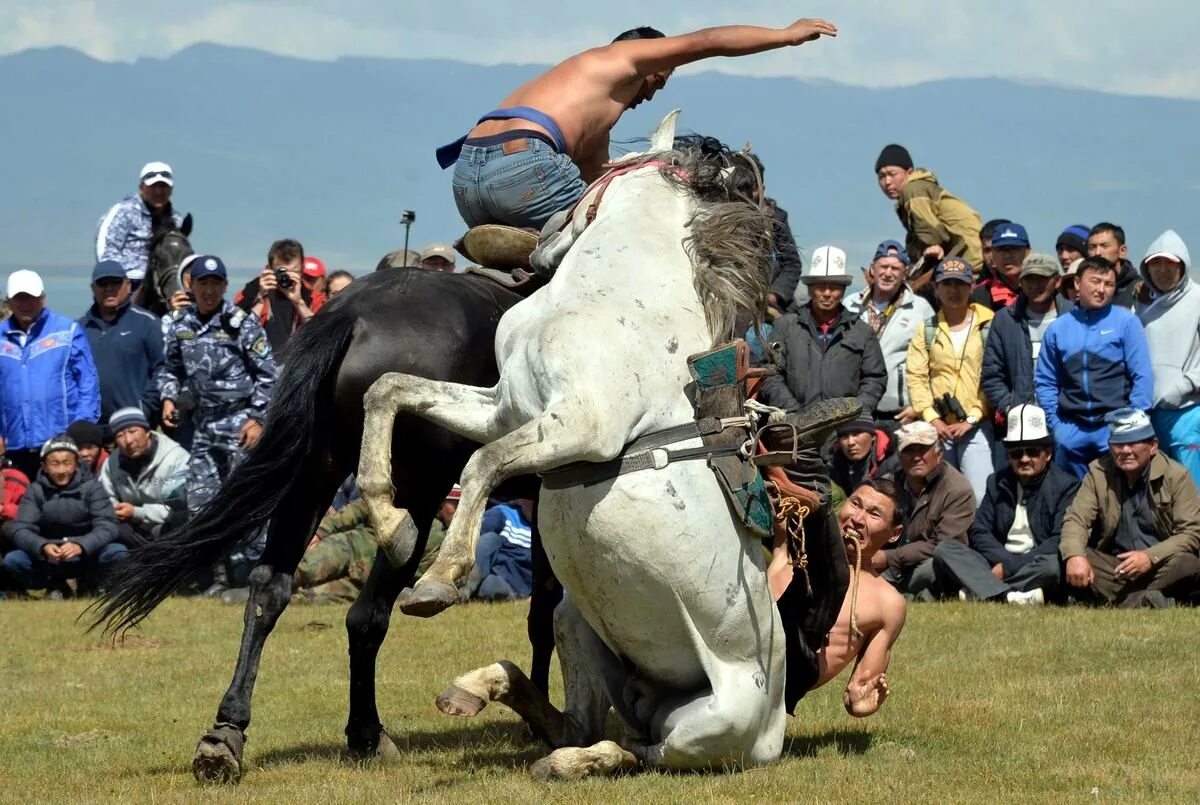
[801,245,853,286]
[1004,404,1053,445]
[6,269,45,298]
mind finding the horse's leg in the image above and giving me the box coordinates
[527,500,562,695]
[358,374,503,570]
[399,402,626,617]
[192,469,338,784]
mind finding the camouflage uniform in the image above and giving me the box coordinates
[95,195,185,281]
[157,300,275,515]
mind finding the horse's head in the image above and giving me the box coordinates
[143,213,195,314]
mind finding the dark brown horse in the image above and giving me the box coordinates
[133,215,193,316]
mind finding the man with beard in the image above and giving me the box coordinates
[439,18,837,230]
[933,404,1078,604]
[95,162,185,285]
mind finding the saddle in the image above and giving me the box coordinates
[455,224,545,296]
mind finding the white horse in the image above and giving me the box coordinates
[358,111,794,776]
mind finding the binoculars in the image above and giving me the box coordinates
[933,393,968,422]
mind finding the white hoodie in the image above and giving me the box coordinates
[100,432,191,526]
[1134,229,1200,409]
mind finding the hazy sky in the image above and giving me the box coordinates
[3,1,1198,99]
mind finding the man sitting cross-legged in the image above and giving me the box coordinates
[811,479,908,717]
[933,404,1079,605]
[1060,407,1200,608]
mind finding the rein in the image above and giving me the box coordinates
[552,159,690,235]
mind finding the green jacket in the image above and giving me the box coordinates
[896,169,983,272]
[1060,452,1200,563]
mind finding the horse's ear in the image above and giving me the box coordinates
[181,213,193,237]
[650,109,681,153]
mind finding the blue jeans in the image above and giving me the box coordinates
[943,420,993,505]
[3,542,128,592]
[1151,406,1200,487]
[451,139,586,231]
[1054,418,1109,480]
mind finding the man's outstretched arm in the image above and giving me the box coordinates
[843,596,906,717]
[615,19,837,77]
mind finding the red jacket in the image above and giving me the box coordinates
[2,466,30,521]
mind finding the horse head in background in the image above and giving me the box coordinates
[136,213,193,315]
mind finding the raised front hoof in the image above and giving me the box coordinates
[437,684,488,717]
[397,580,459,618]
[192,725,246,785]
[530,741,639,781]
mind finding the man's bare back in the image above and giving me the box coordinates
[469,19,836,181]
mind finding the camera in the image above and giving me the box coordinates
[933,393,968,422]
[400,210,416,224]
[274,266,294,291]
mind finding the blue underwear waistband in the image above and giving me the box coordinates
[437,106,567,169]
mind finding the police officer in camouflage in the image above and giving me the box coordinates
[157,255,274,517]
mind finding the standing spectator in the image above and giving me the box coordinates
[758,246,886,417]
[732,153,806,313]
[66,420,108,476]
[845,240,934,430]
[1134,229,1200,485]
[1086,222,1140,308]
[95,162,185,284]
[874,144,983,275]
[100,408,190,548]
[236,239,320,353]
[906,258,995,503]
[467,499,535,601]
[326,270,354,298]
[302,257,329,302]
[933,405,1078,605]
[877,421,975,597]
[418,244,458,272]
[978,218,1012,282]
[0,271,100,481]
[970,222,1028,311]
[982,253,1072,419]
[79,260,164,423]
[1036,256,1153,479]
[160,256,274,594]
[1056,224,1090,271]
[3,435,124,596]
[1061,408,1200,607]
[1061,257,1083,303]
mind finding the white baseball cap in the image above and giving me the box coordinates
[6,269,45,298]
[139,161,174,187]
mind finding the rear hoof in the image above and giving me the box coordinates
[372,730,401,762]
[192,725,245,785]
[437,684,488,717]
[378,513,419,568]
[397,580,459,617]
[530,741,638,781]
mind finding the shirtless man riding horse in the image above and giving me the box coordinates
[438,17,838,231]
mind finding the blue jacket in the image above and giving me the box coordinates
[982,295,1073,417]
[79,302,165,423]
[95,195,184,281]
[478,503,533,597]
[0,309,101,451]
[1034,304,1153,428]
[969,464,1079,576]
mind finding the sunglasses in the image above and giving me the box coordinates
[142,171,172,183]
[1006,446,1047,459]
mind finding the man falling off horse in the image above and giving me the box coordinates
[438,18,837,231]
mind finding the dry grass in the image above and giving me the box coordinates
[3,597,1200,803]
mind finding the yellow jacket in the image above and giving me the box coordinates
[896,169,983,272]
[906,303,995,423]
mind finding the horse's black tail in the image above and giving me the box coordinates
[91,306,358,635]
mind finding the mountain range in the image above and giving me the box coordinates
[2,44,1198,294]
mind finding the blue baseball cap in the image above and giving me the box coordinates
[91,260,127,283]
[190,255,228,281]
[991,222,1030,249]
[934,257,974,284]
[873,240,911,266]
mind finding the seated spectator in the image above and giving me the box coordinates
[293,497,376,604]
[876,421,975,597]
[906,257,995,503]
[758,246,886,417]
[1086,222,1139,308]
[811,479,907,718]
[419,244,458,272]
[1061,408,1200,607]
[3,435,123,596]
[466,499,534,601]
[933,405,1079,605]
[1035,256,1153,479]
[1134,230,1200,487]
[982,253,1071,448]
[1056,225,1090,272]
[831,414,899,503]
[66,420,108,476]
[970,222,1028,311]
[100,407,190,548]
[844,240,934,430]
[2,447,31,551]
[326,270,354,298]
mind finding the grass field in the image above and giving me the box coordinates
[4,597,1200,803]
